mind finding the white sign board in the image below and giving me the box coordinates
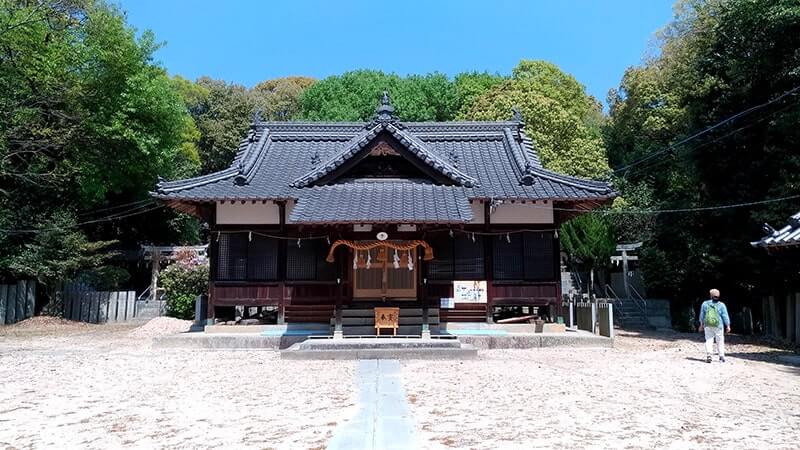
[440,298,455,309]
[453,281,487,303]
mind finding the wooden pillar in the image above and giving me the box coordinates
[421,259,430,339]
[484,202,494,324]
[769,295,779,337]
[553,229,564,320]
[277,201,287,325]
[334,241,344,338]
[207,205,218,324]
[787,293,796,343]
[795,293,800,344]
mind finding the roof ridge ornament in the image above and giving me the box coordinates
[511,106,524,124]
[310,149,321,167]
[367,90,400,128]
[251,108,264,128]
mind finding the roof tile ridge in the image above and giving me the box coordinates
[402,120,521,127]
[517,128,543,168]
[255,121,368,127]
[156,167,239,193]
[290,124,383,187]
[502,127,536,186]
[384,123,478,188]
[235,128,271,185]
[529,166,614,193]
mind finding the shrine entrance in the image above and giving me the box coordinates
[352,246,417,300]
[326,239,433,301]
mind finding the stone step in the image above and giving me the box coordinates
[296,338,462,350]
[341,308,440,318]
[339,325,440,336]
[331,317,441,326]
[280,338,478,360]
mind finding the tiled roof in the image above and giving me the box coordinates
[288,181,473,224]
[153,100,616,223]
[751,212,800,249]
[290,122,477,188]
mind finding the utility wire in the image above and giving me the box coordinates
[552,193,800,215]
[628,99,800,175]
[76,198,155,217]
[613,85,800,174]
[0,204,165,234]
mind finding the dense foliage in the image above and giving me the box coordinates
[560,213,616,296]
[605,0,800,310]
[300,70,460,122]
[0,0,198,293]
[464,60,609,178]
[160,257,209,320]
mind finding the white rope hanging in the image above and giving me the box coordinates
[407,249,414,271]
[353,252,358,270]
[393,249,400,269]
[366,250,372,269]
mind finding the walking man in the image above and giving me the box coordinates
[699,288,731,363]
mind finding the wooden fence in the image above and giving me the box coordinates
[0,280,36,325]
[63,287,138,324]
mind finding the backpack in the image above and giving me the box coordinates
[704,303,721,327]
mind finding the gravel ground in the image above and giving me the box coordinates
[0,322,797,449]
[403,330,800,450]
[0,319,355,450]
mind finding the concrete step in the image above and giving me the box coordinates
[295,338,462,350]
[340,325,440,336]
[341,308,440,318]
[280,338,478,360]
[331,317,441,326]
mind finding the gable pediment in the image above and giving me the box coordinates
[290,123,478,188]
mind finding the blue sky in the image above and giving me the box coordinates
[117,0,675,104]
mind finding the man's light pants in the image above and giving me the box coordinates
[704,326,725,358]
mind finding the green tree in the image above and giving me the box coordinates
[300,70,458,121]
[454,71,506,117]
[605,0,800,309]
[465,60,609,178]
[180,77,256,174]
[0,0,199,298]
[252,76,316,120]
[560,213,616,297]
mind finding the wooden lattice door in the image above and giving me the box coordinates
[352,245,417,300]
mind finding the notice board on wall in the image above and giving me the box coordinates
[453,281,487,303]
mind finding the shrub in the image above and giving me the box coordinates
[160,261,209,319]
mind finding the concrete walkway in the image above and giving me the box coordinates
[327,360,417,450]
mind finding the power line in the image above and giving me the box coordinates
[555,193,800,215]
[628,98,800,175]
[77,198,155,217]
[613,85,800,174]
[0,204,165,234]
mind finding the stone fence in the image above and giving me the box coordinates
[563,300,614,338]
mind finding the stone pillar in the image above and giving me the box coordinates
[150,249,161,301]
[591,302,598,335]
[600,303,614,339]
[333,305,343,340]
[568,302,574,329]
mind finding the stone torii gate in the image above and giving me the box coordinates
[141,245,208,301]
[610,242,642,299]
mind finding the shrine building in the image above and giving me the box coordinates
[152,92,615,334]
